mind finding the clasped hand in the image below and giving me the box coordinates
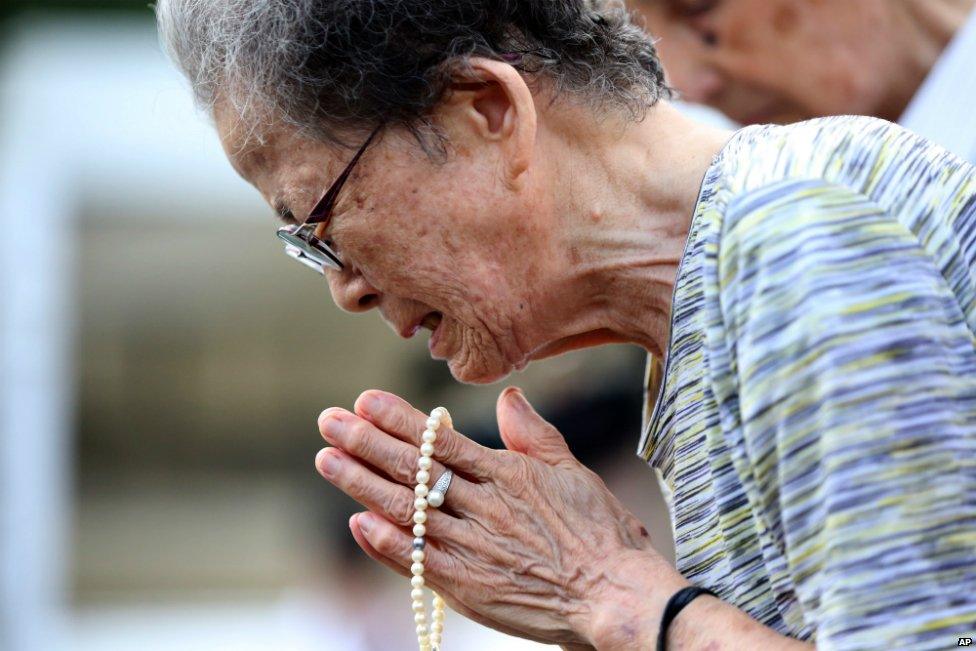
[315,387,682,648]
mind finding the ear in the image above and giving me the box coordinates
[440,57,537,189]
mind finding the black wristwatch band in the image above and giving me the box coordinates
[655,585,719,651]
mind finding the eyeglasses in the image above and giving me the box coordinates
[275,125,383,274]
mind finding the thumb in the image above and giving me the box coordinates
[496,387,575,466]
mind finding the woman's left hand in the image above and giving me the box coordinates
[315,387,689,647]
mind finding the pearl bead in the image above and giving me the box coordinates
[418,456,432,470]
[411,562,425,576]
[412,537,426,550]
[414,612,427,624]
[432,407,447,420]
[433,595,445,608]
[411,575,424,589]
[412,549,425,563]
[427,490,444,508]
[415,497,428,511]
[412,600,425,612]
[416,624,428,635]
[432,621,443,633]
[415,484,429,498]
[413,523,426,537]
[426,417,439,430]
[416,470,430,484]
[412,588,424,600]
[413,511,427,524]
[420,442,434,457]
[422,430,436,444]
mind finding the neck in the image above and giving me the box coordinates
[883,0,975,118]
[530,104,731,362]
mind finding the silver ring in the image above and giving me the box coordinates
[427,470,453,508]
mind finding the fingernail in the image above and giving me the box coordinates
[364,393,384,415]
[358,513,374,535]
[318,450,340,478]
[321,417,344,441]
[508,387,528,409]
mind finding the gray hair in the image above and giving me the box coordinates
[156,0,670,149]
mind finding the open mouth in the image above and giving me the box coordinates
[420,311,442,332]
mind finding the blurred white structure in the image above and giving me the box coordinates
[0,15,323,651]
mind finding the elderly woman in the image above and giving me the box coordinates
[157,1,976,649]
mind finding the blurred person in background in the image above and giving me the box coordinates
[633,0,976,162]
[157,0,976,649]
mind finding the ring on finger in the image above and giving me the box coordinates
[427,469,453,508]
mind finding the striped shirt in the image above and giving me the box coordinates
[638,116,976,650]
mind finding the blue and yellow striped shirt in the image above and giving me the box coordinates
[639,116,976,649]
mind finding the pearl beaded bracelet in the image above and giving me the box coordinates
[411,406,451,651]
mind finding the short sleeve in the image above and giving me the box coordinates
[714,179,976,650]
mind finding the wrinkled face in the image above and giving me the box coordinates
[216,107,559,384]
[634,0,907,124]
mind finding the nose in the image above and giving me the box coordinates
[327,268,380,312]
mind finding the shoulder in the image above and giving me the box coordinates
[718,115,975,211]
[713,178,951,348]
[717,178,891,287]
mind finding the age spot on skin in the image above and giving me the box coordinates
[773,4,798,34]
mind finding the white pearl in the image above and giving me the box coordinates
[413,511,427,524]
[414,497,428,511]
[415,484,429,498]
[433,595,445,608]
[426,417,439,430]
[427,491,444,508]
[431,407,448,420]
[414,612,427,624]
[422,430,436,444]
[412,549,425,563]
[418,456,432,470]
[412,588,424,600]
[416,470,430,484]
[416,624,428,635]
[411,575,425,589]
[412,599,425,612]
[432,621,443,633]
[413,523,426,537]
[420,442,434,457]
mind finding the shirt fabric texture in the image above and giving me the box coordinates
[639,115,976,649]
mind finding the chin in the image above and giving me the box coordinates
[446,355,518,385]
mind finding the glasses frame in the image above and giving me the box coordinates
[276,125,383,274]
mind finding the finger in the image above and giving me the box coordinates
[349,513,411,578]
[353,512,557,645]
[354,390,496,481]
[496,387,576,466]
[318,408,480,513]
[316,447,459,534]
[355,511,458,582]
